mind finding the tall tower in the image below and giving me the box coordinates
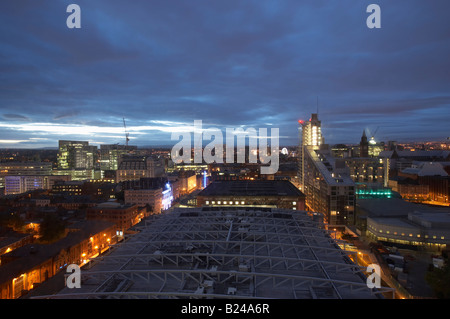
[298,113,322,191]
[360,130,369,158]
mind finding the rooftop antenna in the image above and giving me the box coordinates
[123,117,130,147]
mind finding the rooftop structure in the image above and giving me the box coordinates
[197,180,305,211]
[40,207,393,299]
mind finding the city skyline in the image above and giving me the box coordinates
[1,1,450,149]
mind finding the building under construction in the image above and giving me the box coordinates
[38,207,394,299]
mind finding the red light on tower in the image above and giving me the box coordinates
[298,120,304,125]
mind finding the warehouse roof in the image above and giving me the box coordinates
[39,207,393,299]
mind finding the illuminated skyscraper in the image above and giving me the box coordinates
[57,140,97,170]
[298,113,322,191]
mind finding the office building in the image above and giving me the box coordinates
[57,140,98,170]
[99,144,137,171]
[0,162,52,188]
[116,155,165,182]
[4,175,71,195]
[123,177,173,213]
[302,145,356,226]
[298,113,323,191]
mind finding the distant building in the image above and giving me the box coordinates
[379,149,450,174]
[86,201,147,232]
[4,175,71,195]
[0,162,53,189]
[57,140,98,170]
[116,155,165,182]
[344,157,389,187]
[359,130,369,158]
[51,180,119,199]
[395,162,450,205]
[99,144,137,171]
[197,180,305,211]
[123,177,173,213]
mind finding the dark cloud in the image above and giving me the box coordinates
[0,0,449,147]
[2,114,31,121]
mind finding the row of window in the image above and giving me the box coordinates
[370,226,445,240]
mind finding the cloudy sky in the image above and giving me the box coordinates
[0,0,449,148]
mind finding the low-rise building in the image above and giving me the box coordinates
[197,180,305,211]
[86,201,147,232]
[0,220,117,299]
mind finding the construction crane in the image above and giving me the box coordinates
[123,117,130,146]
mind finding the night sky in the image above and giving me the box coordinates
[1,0,449,148]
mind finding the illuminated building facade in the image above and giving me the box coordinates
[0,162,52,189]
[99,144,137,171]
[0,220,117,299]
[57,140,98,170]
[4,175,71,195]
[123,177,174,213]
[298,113,322,191]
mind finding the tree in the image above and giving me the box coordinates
[38,213,66,243]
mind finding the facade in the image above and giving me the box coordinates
[197,180,305,211]
[99,144,137,171]
[4,175,71,195]
[0,162,52,189]
[57,140,98,170]
[302,146,356,226]
[116,155,165,182]
[0,220,117,299]
[345,157,389,187]
[298,113,323,191]
[86,201,147,232]
[123,177,174,213]
[367,211,450,251]
[360,130,369,158]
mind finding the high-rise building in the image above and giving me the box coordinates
[298,113,355,226]
[57,140,98,170]
[99,144,137,171]
[298,113,323,191]
[302,146,356,226]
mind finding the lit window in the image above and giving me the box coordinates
[241,201,245,205]
[217,201,221,205]
[206,201,209,205]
